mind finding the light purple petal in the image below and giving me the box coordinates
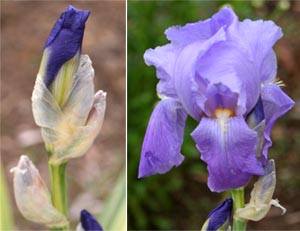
[138,98,187,178]
[166,7,237,45]
[228,18,282,84]
[204,83,238,117]
[174,28,226,120]
[196,41,260,115]
[260,50,278,84]
[261,85,295,160]
[144,44,181,98]
[192,116,264,192]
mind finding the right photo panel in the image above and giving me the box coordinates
[127,1,299,230]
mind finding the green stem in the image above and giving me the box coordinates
[49,162,69,231]
[231,188,247,231]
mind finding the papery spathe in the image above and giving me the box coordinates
[32,55,106,164]
[10,155,68,227]
[236,159,286,221]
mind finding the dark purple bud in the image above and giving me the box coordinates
[207,198,233,231]
[80,210,103,231]
[44,5,90,87]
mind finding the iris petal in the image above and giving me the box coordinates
[229,19,282,84]
[166,7,237,45]
[196,41,260,115]
[192,116,264,192]
[261,85,295,160]
[144,44,180,98]
[174,29,226,120]
[138,98,187,178]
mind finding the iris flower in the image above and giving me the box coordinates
[138,7,294,192]
[32,6,106,164]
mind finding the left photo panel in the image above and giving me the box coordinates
[1,1,126,230]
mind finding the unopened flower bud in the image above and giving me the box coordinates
[201,198,233,231]
[76,210,103,231]
[32,5,106,164]
[10,155,68,227]
[236,159,286,221]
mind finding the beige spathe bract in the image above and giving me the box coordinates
[10,155,68,227]
[236,159,286,221]
[32,55,106,164]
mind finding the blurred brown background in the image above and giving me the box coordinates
[1,1,125,230]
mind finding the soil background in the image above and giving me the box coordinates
[1,1,125,230]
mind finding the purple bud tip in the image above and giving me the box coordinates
[43,5,90,87]
[207,198,233,231]
[80,209,104,231]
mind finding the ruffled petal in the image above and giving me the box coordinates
[138,98,187,178]
[166,6,237,45]
[229,18,282,84]
[192,116,264,192]
[261,85,295,159]
[144,44,180,98]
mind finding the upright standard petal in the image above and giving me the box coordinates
[261,85,295,160]
[138,98,187,178]
[166,7,237,45]
[196,41,261,115]
[77,210,103,231]
[42,5,90,88]
[174,28,226,120]
[10,155,68,228]
[228,18,282,84]
[192,116,264,192]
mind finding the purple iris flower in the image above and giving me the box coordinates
[43,5,90,87]
[139,7,295,192]
[206,198,233,231]
[80,210,103,231]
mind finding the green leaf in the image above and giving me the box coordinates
[100,170,126,231]
[0,162,14,230]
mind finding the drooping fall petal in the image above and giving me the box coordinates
[138,98,187,178]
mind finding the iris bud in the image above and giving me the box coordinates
[76,210,104,231]
[10,155,68,227]
[201,198,233,231]
[236,159,286,221]
[32,5,106,164]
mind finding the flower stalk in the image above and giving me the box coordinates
[231,188,247,231]
[49,162,69,231]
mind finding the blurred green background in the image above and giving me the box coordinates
[127,1,300,230]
